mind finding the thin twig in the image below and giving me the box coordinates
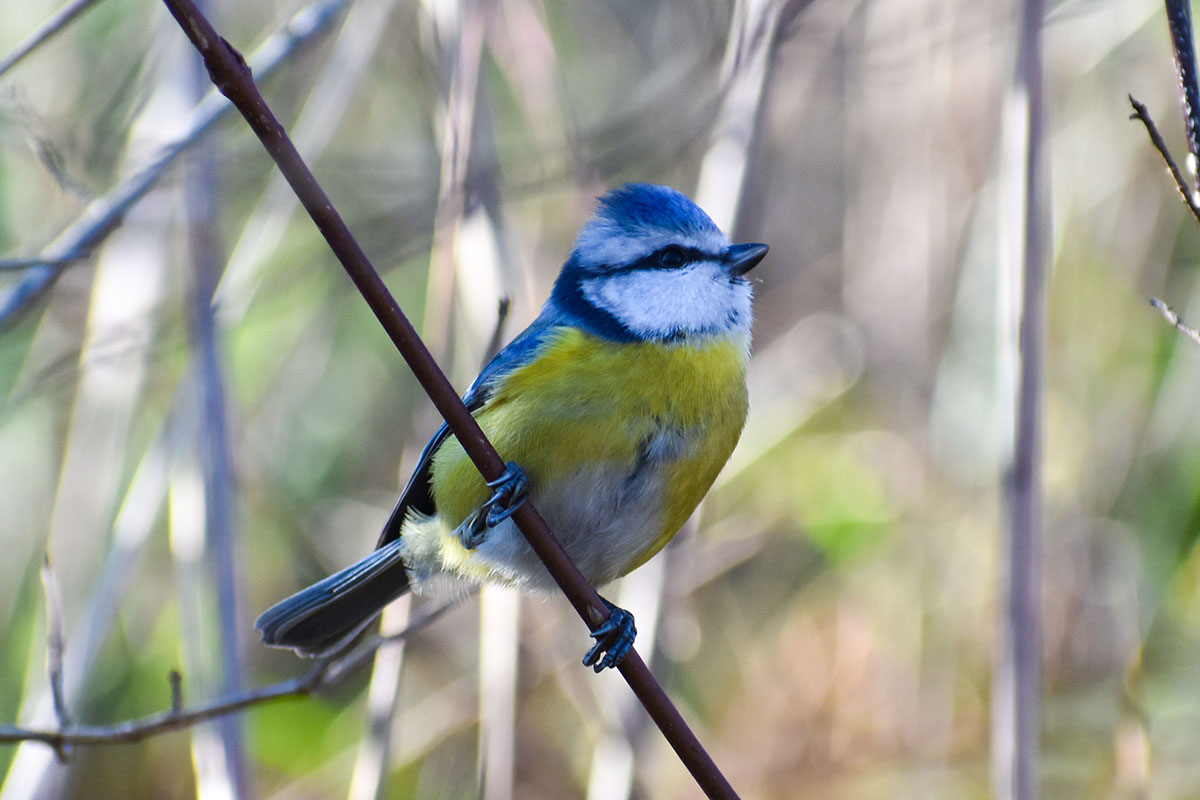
[0,255,84,272]
[0,0,349,329]
[1129,95,1200,225]
[157,1,741,797]
[179,33,248,790]
[2,674,312,749]
[169,671,184,715]
[39,556,70,763]
[1151,297,1200,345]
[997,0,1045,798]
[39,557,69,731]
[0,0,104,79]
[0,602,453,750]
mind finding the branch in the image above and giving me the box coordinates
[0,0,103,79]
[157,1,741,798]
[0,602,453,751]
[0,0,349,330]
[997,0,1046,798]
[1150,297,1200,345]
[39,557,69,732]
[0,255,85,272]
[1129,94,1200,225]
[1136,9,1200,346]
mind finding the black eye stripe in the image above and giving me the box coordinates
[612,245,710,273]
[586,245,717,276]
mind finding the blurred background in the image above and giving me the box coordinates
[0,0,1196,797]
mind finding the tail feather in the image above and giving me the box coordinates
[255,539,411,657]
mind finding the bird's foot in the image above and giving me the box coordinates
[460,461,529,550]
[483,461,530,526]
[583,598,637,672]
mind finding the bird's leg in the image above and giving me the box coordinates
[460,513,489,549]
[459,461,529,550]
[482,461,530,526]
[582,597,637,672]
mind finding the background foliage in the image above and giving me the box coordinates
[0,0,1196,797]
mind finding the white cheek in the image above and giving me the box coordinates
[582,264,752,339]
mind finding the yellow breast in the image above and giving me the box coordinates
[427,327,749,586]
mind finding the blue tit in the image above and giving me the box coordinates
[255,183,768,670]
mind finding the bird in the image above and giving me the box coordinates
[255,183,768,671]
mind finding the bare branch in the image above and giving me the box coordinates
[0,255,85,272]
[1129,95,1200,225]
[0,0,349,330]
[0,0,104,79]
[39,557,70,734]
[0,603,453,751]
[1151,297,1200,346]
[996,1,1046,799]
[169,671,184,716]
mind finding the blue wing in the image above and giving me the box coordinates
[259,311,568,655]
[375,318,560,547]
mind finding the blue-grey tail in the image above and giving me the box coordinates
[255,539,411,657]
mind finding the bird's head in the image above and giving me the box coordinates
[549,183,768,342]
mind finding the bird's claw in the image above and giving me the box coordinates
[461,462,529,550]
[583,599,637,672]
[482,461,529,527]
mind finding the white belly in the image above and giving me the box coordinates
[475,435,695,590]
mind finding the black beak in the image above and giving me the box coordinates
[724,242,769,276]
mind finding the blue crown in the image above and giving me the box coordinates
[590,183,721,240]
[569,183,730,271]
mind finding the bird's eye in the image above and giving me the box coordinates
[658,246,686,269]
